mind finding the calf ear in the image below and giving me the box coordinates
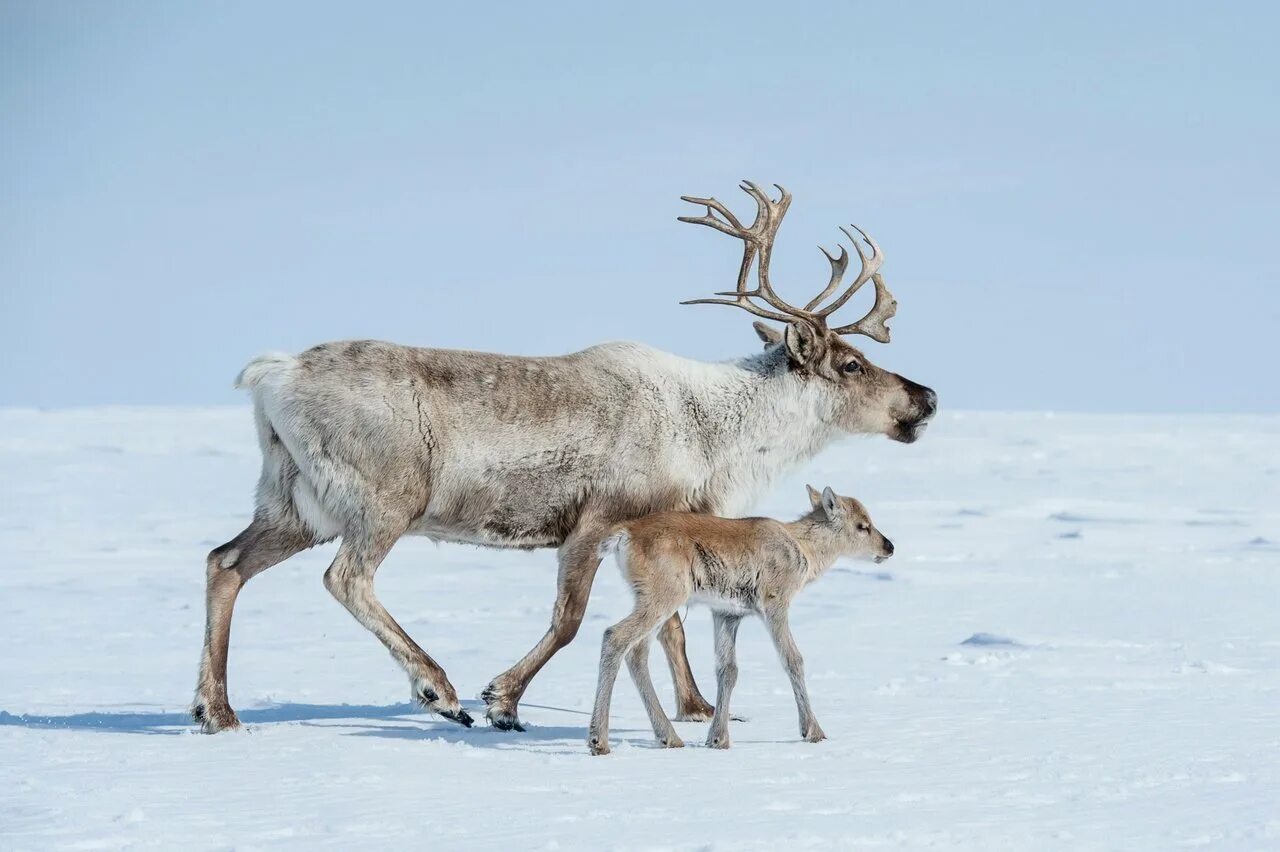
[783,321,824,366]
[806,484,823,509]
[821,486,843,521]
[753,321,784,348]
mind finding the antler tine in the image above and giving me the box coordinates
[812,224,884,318]
[679,294,797,324]
[738,181,792,230]
[803,243,850,311]
[732,181,803,315]
[677,195,747,238]
[829,273,897,343]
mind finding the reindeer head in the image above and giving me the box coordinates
[679,182,937,443]
[805,485,895,563]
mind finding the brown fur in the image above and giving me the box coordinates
[587,485,893,754]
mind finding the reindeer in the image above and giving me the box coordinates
[587,485,894,755]
[193,181,937,734]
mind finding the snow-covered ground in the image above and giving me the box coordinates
[1,407,1277,850]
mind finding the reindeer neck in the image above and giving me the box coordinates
[783,513,847,583]
[694,347,841,516]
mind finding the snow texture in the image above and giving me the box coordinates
[1,408,1277,849]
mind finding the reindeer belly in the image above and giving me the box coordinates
[688,544,760,613]
[406,446,605,550]
[689,591,756,616]
[408,486,582,550]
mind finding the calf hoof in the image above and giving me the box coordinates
[587,734,611,756]
[191,700,241,734]
[706,734,730,750]
[674,695,716,722]
[660,734,685,749]
[804,727,827,744]
[480,683,527,732]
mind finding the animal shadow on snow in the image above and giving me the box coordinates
[0,700,641,750]
[0,702,430,736]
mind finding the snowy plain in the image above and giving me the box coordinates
[1,406,1277,850]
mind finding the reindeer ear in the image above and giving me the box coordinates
[782,321,823,366]
[806,484,823,509]
[821,486,842,520]
[753,321,784,348]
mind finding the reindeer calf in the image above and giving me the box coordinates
[587,485,894,755]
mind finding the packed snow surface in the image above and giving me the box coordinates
[1,408,1277,849]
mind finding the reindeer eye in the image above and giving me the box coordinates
[842,361,862,375]
[857,523,870,532]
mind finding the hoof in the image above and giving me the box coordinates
[804,728,827,744]
[587,735,610,756]
[480,683,526,732]
[706,735,730,750]
[674,696,716,722]
[191,701,241,734]
[660,735,685,749]
[438,707,474,728]
[486,707,526,732]
[414,681,470,726]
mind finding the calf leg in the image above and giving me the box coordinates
[763,605,825,742]
[193,516,314,733]
[324,529,471,726]
[706,612,742,749]
[657,614,716,721]
[625,637,683,748]
[587,609,666,755]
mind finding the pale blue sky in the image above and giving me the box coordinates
[3,1,1277,411]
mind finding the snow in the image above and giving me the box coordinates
[1,407,1278,849]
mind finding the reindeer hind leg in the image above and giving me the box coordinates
[193,515,315,732]
[658,614,716,721]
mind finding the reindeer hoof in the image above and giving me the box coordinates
[480,683,526,732]
[486,709,526,732]
[674,697,716,722]
[191,701,241,734]
[660,735,685,749]
[414,681,471,727]
[439,707,474,728]
[587,735,610,756]
[706,735,730,750]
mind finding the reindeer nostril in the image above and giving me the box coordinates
[920,388,938,417]
[884,539,895,556]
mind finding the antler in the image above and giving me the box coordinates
[678,181,897,343]
[678,181,798,324]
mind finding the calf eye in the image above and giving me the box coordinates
[857,523,870,532]
[842,361,862,375]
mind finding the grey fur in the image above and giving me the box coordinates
[192,333,934,733]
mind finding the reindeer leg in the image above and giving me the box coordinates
[763,605,825,743]
[626,634,683,749]
[706,612,741,749]
[193,516,314,733]
[658,614,716,721]
[588,610,664,755]
[483,522,608,731]
[324,526,471,727]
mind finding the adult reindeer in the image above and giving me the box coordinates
[193,181,937,733]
